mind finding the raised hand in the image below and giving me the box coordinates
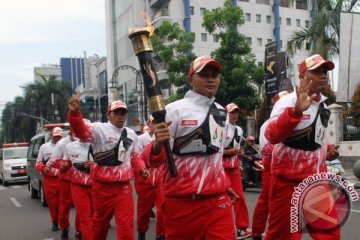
[68,91,81,113]
[293,79,318,116]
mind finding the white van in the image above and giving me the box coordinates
[0,143,28,186]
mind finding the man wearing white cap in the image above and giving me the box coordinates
[146,55,236,239]
[223,103,251,239]
[36,127,63,232]
[134,115,165,240]
[67,96,145,240]
[264,54,340,239]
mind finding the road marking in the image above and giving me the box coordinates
[351,209,360,213]
[44,239,55,240]
[0,186,6,191]
[11,185,22,189]
[10,197,22,208]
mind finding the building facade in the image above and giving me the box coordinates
[105,0,314,127]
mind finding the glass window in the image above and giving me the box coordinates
[246,37,252,46]
[201,33,207,42]
[305,20,310,28]
[280,0,291,7]
[200,7,206,16]
[267,38,272,44]
[213,34,219,43]
[286,18,291,26]
[296,0,308,10]
[190,6,194,15]
[256,0,270,4]
[257,38,263,47]
[246,13,251,22]
[256,14,261,23]
[279,17,282,25]
[296,19,301,27]
[266,15,271,24]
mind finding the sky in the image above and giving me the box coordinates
[0,0,106,103]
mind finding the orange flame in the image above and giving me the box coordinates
[128,12,154,36]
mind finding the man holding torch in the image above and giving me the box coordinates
[142,55,236,240]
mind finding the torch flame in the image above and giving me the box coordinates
[128,12,154,36]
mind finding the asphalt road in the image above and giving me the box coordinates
[0,182,359,240]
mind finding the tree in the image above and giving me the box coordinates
[202,0,266,112]
[287,0,360,60]
[350,84,360,127]
[151,21,197,101]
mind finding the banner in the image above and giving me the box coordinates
[264,42,278,110]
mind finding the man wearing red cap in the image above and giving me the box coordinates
[36,127,63,232]
[223,103,251,239]
[264,54,340,239]
[67,96,145,240]
[145,55,236,239]
[134,115,165,240]
[48,129,81,240]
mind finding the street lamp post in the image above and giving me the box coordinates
[94,54,101,122]
[11,111,50,129]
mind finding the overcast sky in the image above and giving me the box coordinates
[0,0,106,103]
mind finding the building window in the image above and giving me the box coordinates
[256,0,270,4]
[246,37,252,46]
[267,38,272,44]
[296,0,308,10]
[280,0,290,7]
[257,38,263,47]
[279,17,282,25]
[245,13,251,22]
[213,34,219,43]
[240,0,249,2]
[266,15,271,24]
[200,7,206,16]
[258,61,264,67]
[201,33,207,42]
[286,18,291,26]
[305,20,310,28]
[296,19,301,27]
[190,6,194,15]
[256,14,261,23]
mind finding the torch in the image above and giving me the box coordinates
[129,29,178,177]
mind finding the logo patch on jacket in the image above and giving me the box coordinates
[302,114,311,120]
[108,136,117,142]
[181,120,198,126]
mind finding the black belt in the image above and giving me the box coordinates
[73,163,90,173]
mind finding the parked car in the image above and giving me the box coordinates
[0,143,28,186]
[27,123,69,207]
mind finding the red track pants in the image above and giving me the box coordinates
[134,182,165,235]
[252,170,271,235]
[91,180,134,240]
[225,168,249,230]
[164,193,236,240]
[72,183,93,240]
[265,176,340,240]
[59,179,80,232]
[43,175,60,224]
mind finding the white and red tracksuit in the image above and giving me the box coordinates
[134,131,165,237]
[264,92,340,240]
[146,91,235,240]
[252,120,272,236]
[63,140,93,240]
[48,136,80,233]
[222,122,249,231]
[35,141,60,225]
[68,111,144,240]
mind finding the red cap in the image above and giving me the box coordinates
[107,100,128,113]
[51,127,63,137]
[188,55,221,77]
[225,103,239,113]
[298,54,334,75]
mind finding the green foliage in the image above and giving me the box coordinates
[1,74,74,143]
[350,84,360,127]
[151,21,196,101]
[202,0,266,111]
[287,0,360,59]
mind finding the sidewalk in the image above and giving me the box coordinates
[344,168,360,189]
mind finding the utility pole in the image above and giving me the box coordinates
[94,54,101,122]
